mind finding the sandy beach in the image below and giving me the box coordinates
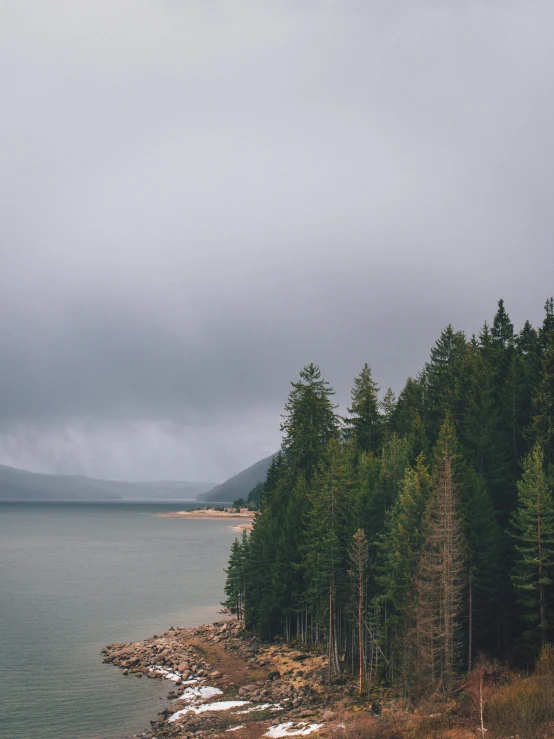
[155,508,255,531]
[155,509,255,520]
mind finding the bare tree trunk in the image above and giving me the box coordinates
[468,567,473,673]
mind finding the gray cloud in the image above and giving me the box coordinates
[1,1,553,480]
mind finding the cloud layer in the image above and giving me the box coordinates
[1,1,553,480]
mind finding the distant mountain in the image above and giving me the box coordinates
[198,454,276,503]
[0,464,215,502]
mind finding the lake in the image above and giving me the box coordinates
[0,502,238,739]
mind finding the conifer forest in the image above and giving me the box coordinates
[224,298,554,697]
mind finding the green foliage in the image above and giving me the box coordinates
[304,438,354,639]
[531,335,554,468]
[223,531,249,619]
[345,363,382,453]
[225,297,554,695]
[247,481,264,504]
[511,444,554,651]
[280,362,339,483]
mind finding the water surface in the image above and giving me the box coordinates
[0,503,237,739]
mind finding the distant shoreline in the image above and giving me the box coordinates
[155,508,255,531]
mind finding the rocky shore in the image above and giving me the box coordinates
[102,621,350,739]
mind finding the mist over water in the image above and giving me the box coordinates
[0,503,237,739]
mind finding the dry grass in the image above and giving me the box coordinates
[333,714,404,739]
[485,674,554,739]
[449,648,554,739]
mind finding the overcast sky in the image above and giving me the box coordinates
[1,1,553,482]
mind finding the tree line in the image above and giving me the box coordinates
[223,298,554,697]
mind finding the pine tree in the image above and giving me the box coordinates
[538,297,554,355]
[345,364,381,453]
[378,454,432,692]
[304,438,353,679]
[531,334,554,468]
[391,375,428,461]
[511,444,554,651]
[223,533,249,619]
[281,363,339,484]
[415,419,465,694]
[358,433,410,552]
[518,320,540,389]
[380,388,397,431]
[423,325,467,443]
[492,299,514,348]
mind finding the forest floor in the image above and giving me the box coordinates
[102,620,554,739]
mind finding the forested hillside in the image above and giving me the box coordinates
[0,465,214,501]
[198,455,275,502]
[224,298,554,698]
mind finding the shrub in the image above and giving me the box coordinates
[486,674,554,739]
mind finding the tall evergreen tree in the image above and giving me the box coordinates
[304,438,353,677]
[538,297,554,355]
[391,375,428,461]
[223,532,249,619]
[281,363,339,484]
[345,364,381,453]
[511,444,554,652]
[378,454,432,691]
[415,419,465,694]
[380,388,397,432]
[423,325,467,443]
[531,334,554,468]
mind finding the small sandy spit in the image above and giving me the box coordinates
[155,507,255,531]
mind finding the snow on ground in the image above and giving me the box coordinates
[147,665,182,682]
[168,701,251,723]
[265,722,323,737]
[174,686,223,702]
[226,725,246,732]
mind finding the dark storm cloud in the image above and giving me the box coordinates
[1,1,553,480]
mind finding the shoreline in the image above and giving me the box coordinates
[103,620,334,739]
[155,509,255,532]
[155,510,255,520]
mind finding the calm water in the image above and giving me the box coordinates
[0,503,238,739]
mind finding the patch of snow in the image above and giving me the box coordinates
[146,665,182,682]
[199,686,224,700]
[265,722,323,737]
[174,685,223,702]
[168,701,250,723]
[194,701,251,715]
[226,726,246,732]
